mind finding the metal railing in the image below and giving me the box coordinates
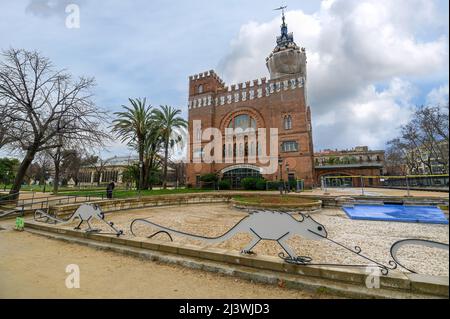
[0,191,104,218]
[320,174,449,196]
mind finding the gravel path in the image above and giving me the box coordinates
[41,204,449,277]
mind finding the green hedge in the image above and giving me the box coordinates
[200,173,218,183]
[241,177,269,190]
[256,179,267,190]
[218,180,231,190]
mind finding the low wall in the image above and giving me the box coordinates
[49,192,449,217]
[51,193,234,216]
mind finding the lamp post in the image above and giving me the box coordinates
[278,155,283,195]
[285,162,290,194]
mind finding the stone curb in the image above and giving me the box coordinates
[24,221,449,298]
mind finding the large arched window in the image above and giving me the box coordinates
[228,114,257,130]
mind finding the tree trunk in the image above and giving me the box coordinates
[96,171,101,187]
[138,143,144,191]
[53,160,60,194]
[142,157,150,190]
[163,139,169,189]
[9,148,37,199]
[148,155,154,190]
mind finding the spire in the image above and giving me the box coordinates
[279,6,288,36]
[274,6,295,48]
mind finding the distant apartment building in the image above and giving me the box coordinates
[314,146,385,187]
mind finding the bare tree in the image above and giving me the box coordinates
[47,133,107,193]
[0,48,109,197]
[414,105,449,173]
[402,106,449,174]
[385,139,408,176]
[387,105,449,175]
[25,152,53,191]
[0,102,14,149]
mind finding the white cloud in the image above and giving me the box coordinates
[426,84,449,106]
[314,78,415,150]
[217,0,449,150]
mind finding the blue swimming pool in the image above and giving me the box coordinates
[343,204,448,224]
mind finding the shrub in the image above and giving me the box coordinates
[256,179,267,190]
[240,177,256,190]
[266,181,281,190]
[241,177,266,190]
[200,173,218,183]
[218,180,231,190]
[200,173,218,189]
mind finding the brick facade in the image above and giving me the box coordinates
[186,72,315,187]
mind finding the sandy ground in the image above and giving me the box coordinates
[43,203,450,277]
[0,229,333,299]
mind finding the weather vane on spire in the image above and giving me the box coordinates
[273,5,295,48]
[274,5,287,26]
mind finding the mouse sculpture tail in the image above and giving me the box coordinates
[390,239,449,273]
[34,209,75,225]
[130,217,248,243]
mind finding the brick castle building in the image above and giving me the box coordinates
[186,13,315,188]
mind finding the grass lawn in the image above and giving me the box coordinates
[57,188,213,199]
[0,184,109,193]
[1,184,214,199]
[232,195,316,205]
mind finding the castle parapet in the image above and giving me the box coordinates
[189,69,225,97]
[188,71,305,110]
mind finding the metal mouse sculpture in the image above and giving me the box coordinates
[131,211,327,261]
[35,203,123,236]
[131,210,449,275]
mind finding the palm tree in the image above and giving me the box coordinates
[112,98,152,190]
[152,105,187,189]
[143,122,163,190]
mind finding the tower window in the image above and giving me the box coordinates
[282,141,298,152]
[197,84,204,94]
[284,115,292,130]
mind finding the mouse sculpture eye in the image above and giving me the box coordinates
[317,226,323,231]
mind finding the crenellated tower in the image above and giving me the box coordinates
[266,8,307,81]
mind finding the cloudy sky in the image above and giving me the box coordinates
[0,0,448,158]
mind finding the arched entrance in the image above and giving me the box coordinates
[221,165,262,189]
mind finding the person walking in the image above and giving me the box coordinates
[106,181,115,199]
